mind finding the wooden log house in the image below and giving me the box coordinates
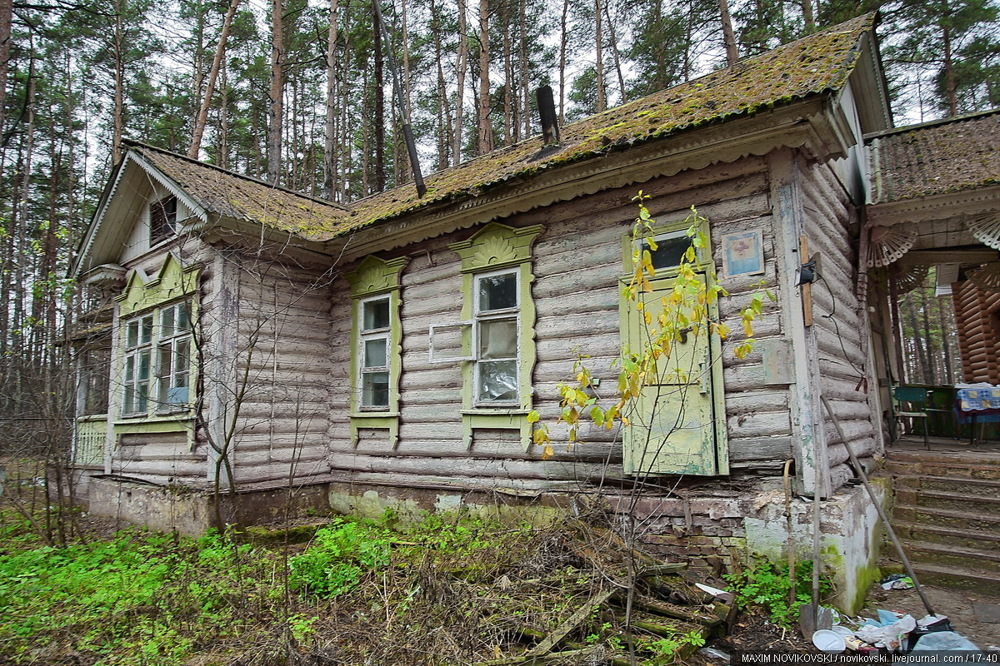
[69,14,1000,611]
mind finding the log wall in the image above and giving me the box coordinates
[326,156,807,489]
[801,160,878,486]
[952,280,1000,383]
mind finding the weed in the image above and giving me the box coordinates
[724,559,831,628]
[287,518,391,596]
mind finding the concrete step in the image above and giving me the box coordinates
[893,474,1000,498]
[893,521,1000,552]
[902,540,1000,575]
[892,505,1000,533]
[897,488,1000,514]
[906,562,1000,595]
[885,459,1000,481]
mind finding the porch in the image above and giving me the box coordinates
[884,436,1000,594]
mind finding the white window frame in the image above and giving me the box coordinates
[156,302,192,412]
[122,314,153,416]
[120,300,193,418]
[472,268,521,407]
[358,294,392,411]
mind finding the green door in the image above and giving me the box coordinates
[621,234,727,476]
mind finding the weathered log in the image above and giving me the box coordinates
[524,588,615,658]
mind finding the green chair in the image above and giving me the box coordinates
[893,386,931,449]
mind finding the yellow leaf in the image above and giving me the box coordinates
[542,445,555,460]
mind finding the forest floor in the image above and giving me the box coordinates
[0,480,996,664]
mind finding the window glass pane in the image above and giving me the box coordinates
[362,371,390,407]
[126,321,138,348]
[364,338,388,368]
[123,387,134,414]
[136,382,148,413]
[363,298,390,331]
[161,307,175,338]
[478,273,517,311]
[478,319,517,359]
[175,338,190,375]
[643,235,693,270]
[137,350,151,381]
[124,354,135,379]
[140,316,153,345]
[477,360,518,402]
[177,303,190,332]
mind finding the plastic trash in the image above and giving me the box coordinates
[856,613,916,652]
[813,629,847,653]
[910,631,980,651]
[880,573,914,590]
[698,647,731,661]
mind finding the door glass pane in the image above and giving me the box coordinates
[643,235,693,270]
[478,360,518,402]
[363,298,390,331]
[479,319,517,359]
[478,273,517,311]
[362,371,390,407]
[363,338,387,368]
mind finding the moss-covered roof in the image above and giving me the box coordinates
[123,14,875,243]
[868,109,1000,204]
[125,140,350,241]
[347,14,875,234]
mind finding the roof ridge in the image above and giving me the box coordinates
[121,138,350,212]
[865,107,1000,141]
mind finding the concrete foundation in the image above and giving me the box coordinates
[87,477,331,536]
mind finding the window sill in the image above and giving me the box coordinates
[115,412,194,425]
[349,411,399,419]
[461,408,529,416]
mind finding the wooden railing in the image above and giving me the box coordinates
[74,417,107,467]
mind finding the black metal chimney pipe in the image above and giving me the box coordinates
[536,86,560,145]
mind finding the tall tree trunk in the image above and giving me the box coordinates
[595,0,605,112]
[189,0,240,158]
[604,1,626,104]
[323,0,340,199]
[112,0,126,164]
[218,61,229,168]
[801,0,814,30]
[373,0,386,191]
[558,0,568,123]
[519,0,530,139]
[942,21,958,116]
[0,0,12,139]
[719,0,739,66]
[267,0,285,184]
[502,0,513,145]
[430,0,450,169]
[477,0,492,154]
[454,0,468,165]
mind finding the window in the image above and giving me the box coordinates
[79,348,111,416]
[474,270,519,405]
[359,296,391,409]
[122,314,153,415]
[345,255,408,448]
[121,301,192,417]
[157,302,191,408]
[442,223,542,450]
[150,196,178,245]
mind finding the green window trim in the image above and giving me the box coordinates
[345,255,408,449]
[112,253,200,441]
[448,223,542,451]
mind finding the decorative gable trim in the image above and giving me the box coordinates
[116,252,201,318]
